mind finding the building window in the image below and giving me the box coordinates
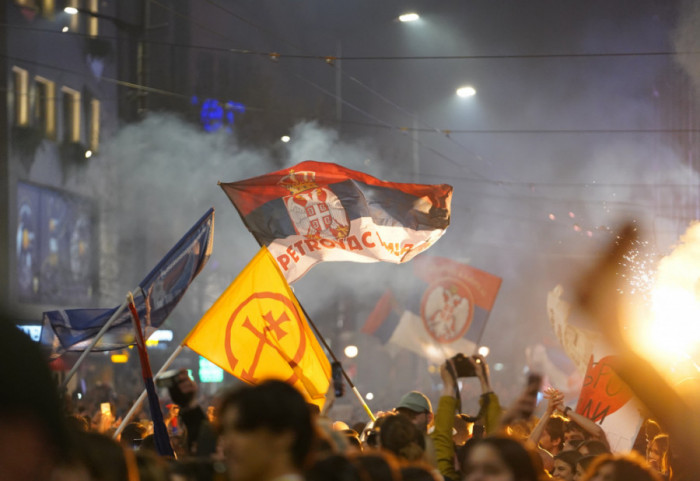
[41,0,54,19]
[34,76,56,138]
[89,99,100,152]
[14,0,38,8]
[86,0,98,36]
[61,87,81,143]
[66,0,79,31]
[12,66,29,126]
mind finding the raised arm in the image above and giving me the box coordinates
[528,387,564,449]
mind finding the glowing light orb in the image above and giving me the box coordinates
[399,13,420,22]
[344,345,358,358]
[456,86,476,98]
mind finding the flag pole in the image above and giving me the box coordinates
[60,295,134,390]
[297,303,376,422]
[113,343,186,439]
[125,292,175,457]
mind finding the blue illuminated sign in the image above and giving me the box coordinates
[192,97,245,133]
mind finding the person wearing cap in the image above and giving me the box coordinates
[395,391,434,434]
[394,390,439,471]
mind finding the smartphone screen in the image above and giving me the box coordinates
[100,402,111,416]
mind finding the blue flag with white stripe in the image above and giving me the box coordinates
[44,208,215,351]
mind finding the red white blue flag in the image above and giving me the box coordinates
[362,256,502,362]
[220,161,452,283]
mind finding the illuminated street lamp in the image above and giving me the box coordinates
[398,12,420,22]
[456,85,477,98]
[344,344,358,358]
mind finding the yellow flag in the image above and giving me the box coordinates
[185,246,330,407]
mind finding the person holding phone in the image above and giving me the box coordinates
[162,368,217,457]
[431,354,502,481]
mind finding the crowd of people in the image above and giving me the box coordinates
[1,308,688,481]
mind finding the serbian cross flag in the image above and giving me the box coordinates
[362,255,501,363]
[184,246,331,408]
[220,161,452,283]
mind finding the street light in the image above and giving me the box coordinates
[456,85,477,98]
[398,12,420,22]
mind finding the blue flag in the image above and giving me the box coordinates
[44,208,215,351]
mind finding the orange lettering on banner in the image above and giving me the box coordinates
[575,355,633,425]
[277,254,291,271]
[287,245,300,262]
[375,231,414,257]
[347,236,362,251]
[275,233,380,272]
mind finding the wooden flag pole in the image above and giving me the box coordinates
[297,302,376,422]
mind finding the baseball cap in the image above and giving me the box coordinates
[396,391,432,414]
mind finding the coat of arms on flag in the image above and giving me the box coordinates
[281,170,350,241]
[220,161,452,283]
[362,255,502,362]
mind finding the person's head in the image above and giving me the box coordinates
[552,450,580,481]
[454,414,475,446]
[378,413,426,463]
[400,464,441,481]
[135,449,169,481]
[462,435,544,481]
[645,433,670,476]
[217,379,315,481]
[65,430,135,481]
[167,369,197,408]
[580,452,662,481]
[360,415,388,451]
[167,457,217,481]
[574,455,598,481]
[577,440,610,457]
[119,422,147,450]
[348,450,402,481]
[65,414,90,433]
[0,314,69,481]
[540,416,565,454]
[395,391,433,433]
[342,429,362,452]
[563,421,587,449]
[305,454,362,481]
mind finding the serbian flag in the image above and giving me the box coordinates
[220,161,452,283]
[362,256,501,363]
[184,246,331,408]
[44,208,215,351]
